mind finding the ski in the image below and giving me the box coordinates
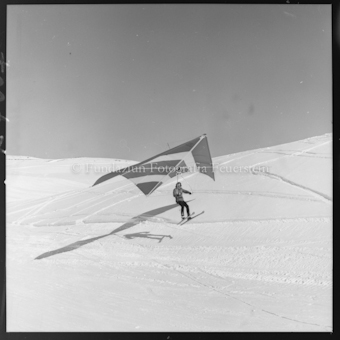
[177,212,195,224]
[179,211,204,225]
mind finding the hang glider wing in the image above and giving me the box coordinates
[92,134,214,196]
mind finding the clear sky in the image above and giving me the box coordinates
[7,4,331,160]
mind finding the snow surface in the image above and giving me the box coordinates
[6,134,332,331]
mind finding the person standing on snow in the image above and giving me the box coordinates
[173,182,192,219]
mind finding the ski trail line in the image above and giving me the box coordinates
[49,194,126,226]
[249,140,331,168]
[252,170,331,205]
[115,234,331,331]
[218,150,263,166]
[77,193,143,223]
[12,183,133,224]
[101,234,332,331]
[39,183,133,225]
[8,188,85,216]
[158,261,331,331]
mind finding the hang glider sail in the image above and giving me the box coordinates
[92,134,215,196]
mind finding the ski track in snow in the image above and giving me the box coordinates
[10,183,135,225]
[251,170,331,204]
[7,134,332,331]
[242,140,332,205]
[10,186,326,226]
[47,184,134,225]
[56,219,331,330]
[171,266,331,330]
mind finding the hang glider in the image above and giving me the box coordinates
[92,134,215,196]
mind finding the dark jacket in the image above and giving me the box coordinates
[173,188,190,202]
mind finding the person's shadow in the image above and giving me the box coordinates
[124,232,172,243]
[35,203,179,260]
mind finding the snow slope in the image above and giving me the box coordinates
[6,134,332,331]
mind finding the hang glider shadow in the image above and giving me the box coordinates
[35,203,179,260]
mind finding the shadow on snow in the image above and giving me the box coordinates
[124,231,172,243]
[35,203,179,260]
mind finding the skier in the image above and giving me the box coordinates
[173,182,192,219]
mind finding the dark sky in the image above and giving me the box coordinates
[7,4,331,160]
